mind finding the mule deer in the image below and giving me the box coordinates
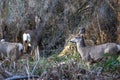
[70,35,120,63]
[0,40,23,69]
[0,41,23,69]
[0,41,23,61]
[22,16,44,60]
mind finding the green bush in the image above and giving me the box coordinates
[95,53,119,72]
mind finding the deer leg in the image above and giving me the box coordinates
[37,46,40,60]
[34,46,40,61]
[13,61,16,70]
[36,46,40,60]
[34,47,37,60]
[30,46,35,56]
[30,46,39,61]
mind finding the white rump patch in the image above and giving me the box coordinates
[117,45,120,51]
[23,33,27,41]
[23,33,31,42]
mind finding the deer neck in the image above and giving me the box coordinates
[35,21,44,38]
[76,38,86,54]
[76,42,83,52]
[77,37,86,47]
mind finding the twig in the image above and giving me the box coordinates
[25,57,30,80]
[31,57,40,75]
[5,75,39,80]
[15,23,19,42]
[105,0,115,11]
[0,66,13,78]
[96,13,102,43]
[0,59,10,66]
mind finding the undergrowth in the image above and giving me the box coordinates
[29,53,120,75]
[94,53,120,72]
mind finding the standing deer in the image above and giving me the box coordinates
[70,34,120,64]
[0,40,23,69]
[22,16,44,60]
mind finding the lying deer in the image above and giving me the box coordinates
[22,16,43,60]
[70,35,120,63]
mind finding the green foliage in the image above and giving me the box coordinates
[32,53,82,75]
[95,53,119,72]
[31,52,119,75]
[117,56,120,62]
[48,53,81,64]
[32,58,52,75]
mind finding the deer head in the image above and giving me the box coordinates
[70,35,86,47]
[35,16,41,29]
[70,27,86,47]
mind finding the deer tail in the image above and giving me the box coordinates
[117,45,120,51]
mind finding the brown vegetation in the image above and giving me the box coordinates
[0,0,119,79]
